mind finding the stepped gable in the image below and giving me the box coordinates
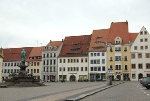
[129,32,138,43]
[89,28,110,52]
[59,35,91,57]
[107,21,129,44]
[26,46,45,62]
[3,47,33,62]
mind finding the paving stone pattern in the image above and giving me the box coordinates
[80,81,150,101]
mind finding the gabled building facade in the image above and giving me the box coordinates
[42,40,63,82]
[88,29,109,81]
[26,46,44,79]
[131,26,150,81]
[106,21,137,81]
[58,35,91,81]
[2,47,33,79]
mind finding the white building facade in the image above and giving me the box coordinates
[88,52,107,81]
[42,42,63,82]
[131,27,150,81]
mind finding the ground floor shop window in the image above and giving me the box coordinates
[132,74,136,79]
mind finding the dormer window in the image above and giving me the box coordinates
[49,46,53,50]
[54,46,57,49]
[115,37,122,44]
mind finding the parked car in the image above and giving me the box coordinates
[96,78,101,81]
[84,79,89,82]
[142,77,150,89]
[115,78,120,81]
[139,77,146,84]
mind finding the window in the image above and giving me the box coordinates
[85,67,87,71]
[63,67,65,71]
[91,53,93,56]
[34,69,36,73]
[91,67,93,71]
[110,65,113,70]
[140,39,143,42]
[145,38,148,42]
[68,59,70,63]
[11,63,13,66]
[37,69,39,73]
[60,59,62,63]
[144,31,147,35]
[98,67,101,71]
[94,53,96,56]
[138,64,143,69]
[11,69,13,73]
[37,62,39,66]
[94,67,97,71]
[140,31,143,35]
[132,74,136,79]
[81,67,83,71]
[97,59,100,64]
[68,67,70,71]
[140,46,143,50]
[102,59,105,64]
[77,59,79,62]
[131,64,136,69]
[8,63,10,66]
[81,58,83,62]
[146,63,150,69]
[134,46,137,50]
[102,66,105,71]
[138,53,142,58]
[59,67,62,71]
[145,46,148,49]
[63,59,65,63]
[125,65,128,70]
[124,47,127,51]
[85,58,87,62]
[146,53,150,58]
[131,54,135,59]
[110,57,113,61]
[77,67,79,71]
[34,62,36,66]
[102,53,105,56]
[90,60,93,64]
[124,56,127,61]
[97,53,100,56]
[5,63,7,66]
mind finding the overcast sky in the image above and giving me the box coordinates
[0,0,150,48]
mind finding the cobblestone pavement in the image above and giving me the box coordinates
[0,82,106,101]
[80,81,150,101]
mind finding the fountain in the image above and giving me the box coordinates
[4,49,45,87]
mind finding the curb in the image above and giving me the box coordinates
[64,82,124,101]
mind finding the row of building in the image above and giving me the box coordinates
[0,21,150,83]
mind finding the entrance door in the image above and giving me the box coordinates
[116,75,121,80]
[70,75,76,81]
[138,73,143,80]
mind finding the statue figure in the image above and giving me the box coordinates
[21,49,26,65]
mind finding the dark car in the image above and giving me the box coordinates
[139,77,146,84]
[142,77,150,89]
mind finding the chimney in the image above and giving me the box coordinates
[50,40,52,42]
[62,39,64,42]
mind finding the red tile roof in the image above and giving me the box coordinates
[129,33,138,43]
[89,29,110,52]
[44,40,63,51]
[3,47,33,62]
[108,21,129,44]
[59,35,91,57]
